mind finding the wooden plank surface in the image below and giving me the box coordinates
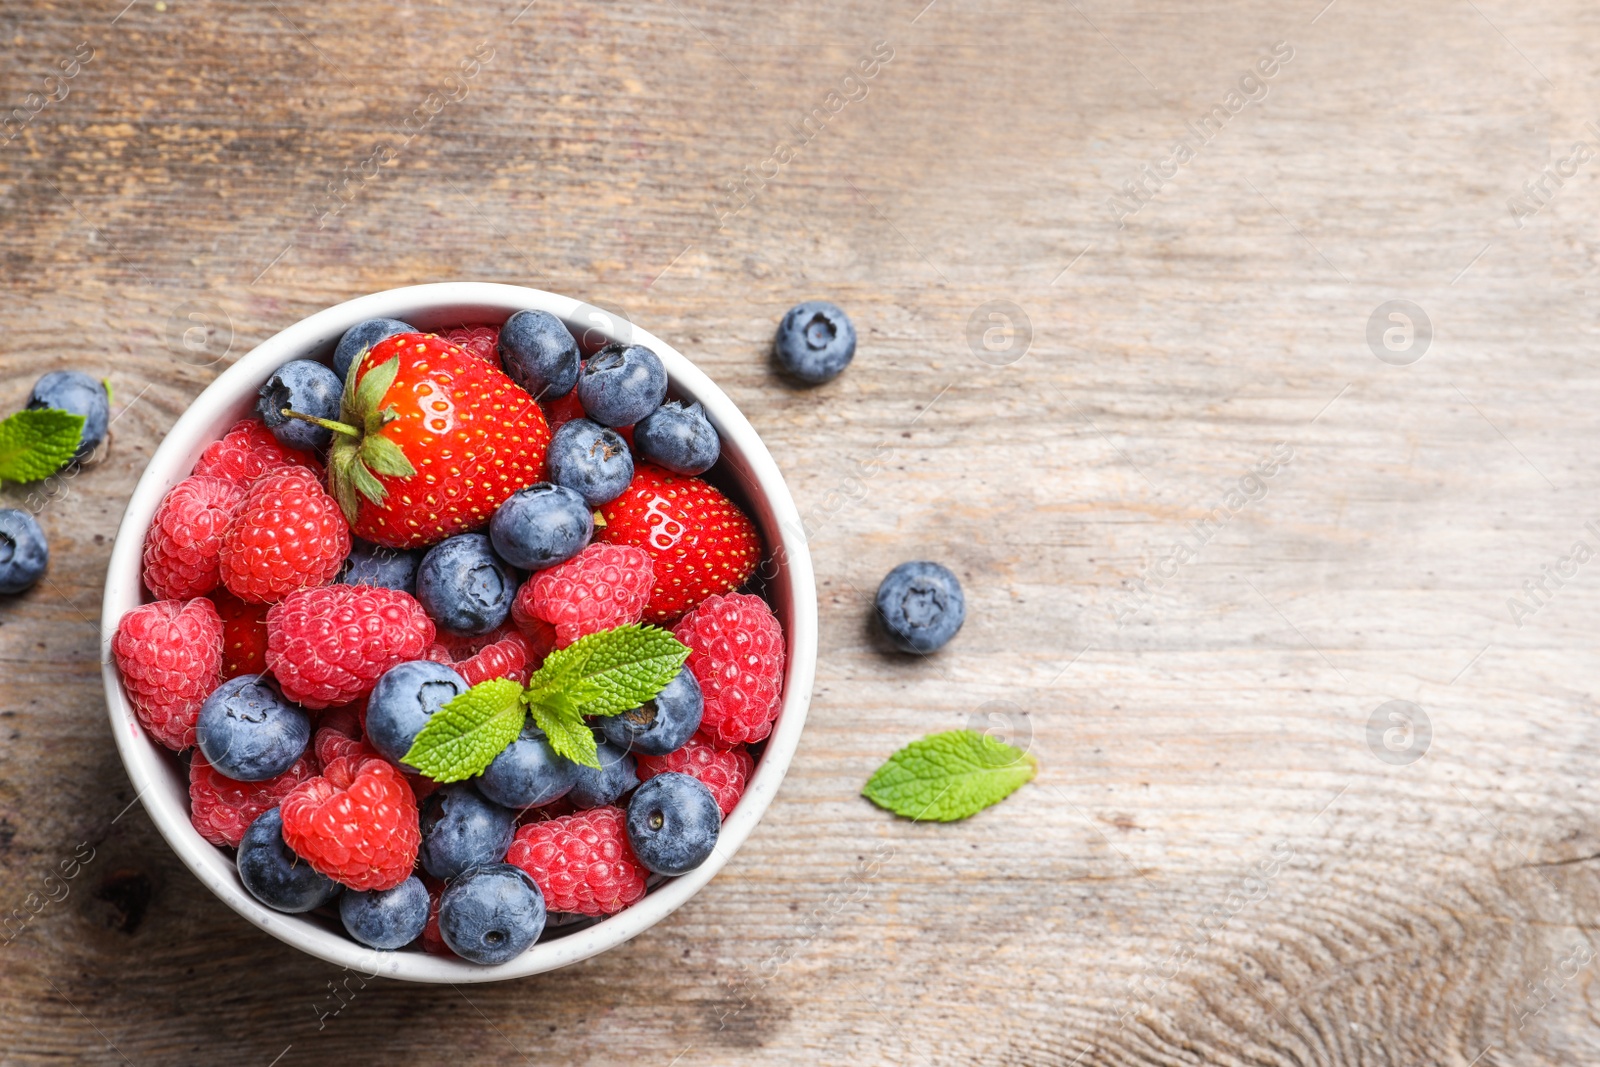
[3,0,1600,1063]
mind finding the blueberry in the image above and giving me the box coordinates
[27,370,109,463]
[546,419,634,506]
[415,533,516,637]
[420,784,517,880]
[0,509,48,595]
[576,343,667,427]
[633,401,719,476]
[476,722,578,809]
[598,668,703,757]
[256,359,343,452]
[195,676,311,782]
[337,538,422,594]
[438,864,546,965]
[874,560,965,654]
[366,660,470,767]
[237,808,340,914]
[339,875,430,950]
[568,738,638,808]
[333,318,414,380]
[774,301,855,384]
[626,772,721,876]
[489,483,593,571]
[499,310,580,400]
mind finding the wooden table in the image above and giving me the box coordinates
[3,0,1599,1062]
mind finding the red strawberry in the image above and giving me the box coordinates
[441,324,500,363]
[213,589,270,678]
[595,464,762,622]
[315,333,551,549]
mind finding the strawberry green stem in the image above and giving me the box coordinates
[279,408,361,439]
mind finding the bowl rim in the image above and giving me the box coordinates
[100,282,817,983]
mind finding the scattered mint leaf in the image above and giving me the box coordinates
[102,378,113,406]
[519,625,691,769]
[863,730,1036,822]
[400,677,526,782]
[0,409,86,483]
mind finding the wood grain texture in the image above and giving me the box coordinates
[4,0,1600,1063]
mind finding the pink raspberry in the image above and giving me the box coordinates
[192,417,321,488]
[265,585,435,709]
[506,807,648,915]
[313,726,377,770]
[188,750,316,847]
[523,543,654,648]
[420,875,455,957]
[426,624,543,685]
[441,324,499,363]
[219,466,351,604]
[142,475,246,600]
[280,755,420,891]
[112,598,223,750]
[637,737,754,817]
[672,592,785,746]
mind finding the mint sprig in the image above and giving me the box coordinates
[401,625,691,778]
[863,730,1037,822]
[0,409,86,483]
[399,677,525,783]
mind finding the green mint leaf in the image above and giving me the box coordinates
[102,378,113,406]
[400,677,526,782]
[863,730,1037,822]
[526,692,601,769]
[0,409,86,483]
[524,623,690,719]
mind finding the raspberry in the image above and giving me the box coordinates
[505,806,648,916]
[265,585,435,709]
[425,624,542,685]
[315,704,364,742]
[280,755,420,891]
[142,476,246,600]
[420,876,455,957]
[509,592,559,647]
[523,543,654,648]
[192,417,321,488]
[638,737,754,817]
[213,590,270,678]
[672,592,785,746]
[188,750,316,847]
[313,726,376,770]
[539,386,587,435]
[441,324,499,363]
[111,597,223,751]
[219,466,351,604]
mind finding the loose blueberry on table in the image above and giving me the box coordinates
[773,300,856,384]
[110,309,789,964]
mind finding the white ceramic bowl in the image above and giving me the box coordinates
[101,282,816,983]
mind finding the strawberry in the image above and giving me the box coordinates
[301,333,551,549]
[595,463,762,622]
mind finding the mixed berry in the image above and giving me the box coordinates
[110,312,788,964]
